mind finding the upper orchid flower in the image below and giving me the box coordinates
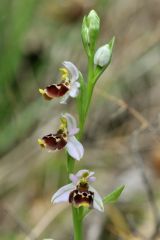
[39,61,80,104]
[38,113,84,161]
[51,170,104,212]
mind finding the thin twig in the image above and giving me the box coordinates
[96,88,160,142]
[96,88,149,130]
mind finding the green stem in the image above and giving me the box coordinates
[67,153,75,176]
[67,155,83,240]
[67,52,95,240]
[72,207,83,240]
[80,54,95,133]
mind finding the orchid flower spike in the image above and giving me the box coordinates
[39,61,80,104]
[38,113,84,161]
[51,170,104,212]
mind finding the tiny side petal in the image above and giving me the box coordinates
[88,176,96,183]
[69,174,78,185]
[89,186,104,212]
[51,183,75,204]
[66,136,84,161]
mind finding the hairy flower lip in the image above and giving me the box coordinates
[38,113,84,161]
[39,61,80,104]
[51,170,104,212]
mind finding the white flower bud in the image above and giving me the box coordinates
[94,44,111,67]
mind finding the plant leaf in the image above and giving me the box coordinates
[103,185,125,204]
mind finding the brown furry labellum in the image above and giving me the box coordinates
[41,130,67,150]
[39,82,70,100]
[69,182,94,208]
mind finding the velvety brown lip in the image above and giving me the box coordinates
[42,130,67,150]
[46,83,69,98]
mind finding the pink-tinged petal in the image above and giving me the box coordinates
[65,136,84,161]
[69,82,80,98]
[69,174,79,185]
[88,176,96,183]
[51,183,75,204]
[63,61,79,82]
[63,113,79,136]
[89,186,104,212]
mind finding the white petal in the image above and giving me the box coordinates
[63,113,79,136]
[63,61,79,82]
[51,183,75,203]
[89,186,104,212]
[65,136,84,161]
[69,174,78,185]
[69,82,80,98]
[60,92,70,104]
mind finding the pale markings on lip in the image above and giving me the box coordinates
[56,85,61,90]
[55,138,61,142]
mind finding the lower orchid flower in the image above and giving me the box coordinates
[39,61,80,104]
[38,113,84,161]
[51,170,104,212]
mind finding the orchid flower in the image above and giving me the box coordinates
[39,61,80,104]
[38,113,84,161]
[51,170,104,212]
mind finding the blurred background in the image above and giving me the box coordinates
[0,0,160,239]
